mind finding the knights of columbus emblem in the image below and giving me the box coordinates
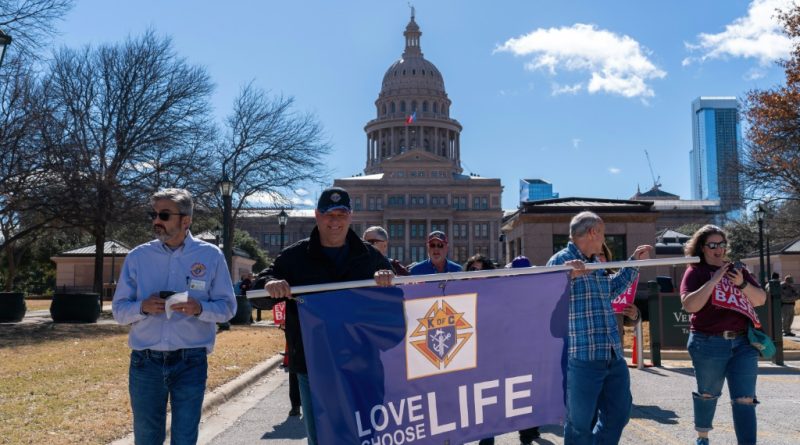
[409,299,474,369]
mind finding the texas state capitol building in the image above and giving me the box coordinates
[333,12,503,265]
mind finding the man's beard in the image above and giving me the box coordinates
[154,226,175,243]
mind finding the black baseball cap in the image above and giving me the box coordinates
[317,187,351,213]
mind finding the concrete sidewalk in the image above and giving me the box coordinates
[193,359,800,445]
[94,311,800,443]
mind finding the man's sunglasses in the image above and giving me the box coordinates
[428,243,445,249]
[365,238,385,245]
[147,211,185,222]
[704,241,727,250]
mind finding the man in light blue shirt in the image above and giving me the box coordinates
[409,231,462,275]
[113,188,236,445]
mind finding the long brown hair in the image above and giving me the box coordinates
[684,224,726,264]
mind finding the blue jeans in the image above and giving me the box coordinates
[688,332,759,445]
[564,355,632,445]
[129,348,207,445]
[298,372,317,445]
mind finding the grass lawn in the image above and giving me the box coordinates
[23,299,53,311]
[0,317,283,445]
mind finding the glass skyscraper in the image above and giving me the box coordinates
[690,97,743,212]
[520,178,559,202]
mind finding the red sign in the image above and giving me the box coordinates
[273,301,286,326]
[711,277,761,327]
[612,277,639,314]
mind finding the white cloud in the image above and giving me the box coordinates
[498,89,520,96]
[553,82,583,95]
[245,190,314,208]
[684,0,795,66]
[608,167,621,174]
[744,67,768,80]
[496,23,666,99]
[246,191,289,207]
[291,196,315,207]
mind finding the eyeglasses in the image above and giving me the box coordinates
[704,241,727,250]
[147,211,185,222]
[365,238,385,245]
[428,243,445,249]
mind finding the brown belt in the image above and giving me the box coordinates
[712,330,746,340]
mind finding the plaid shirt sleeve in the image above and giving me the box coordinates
[547,242,639,360]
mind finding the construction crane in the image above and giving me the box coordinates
[644,150,661,191]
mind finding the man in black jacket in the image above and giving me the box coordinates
[253,187,393,444]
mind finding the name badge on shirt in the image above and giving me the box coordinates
[189,279,206,291]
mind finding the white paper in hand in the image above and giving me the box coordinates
[164,292,189,319]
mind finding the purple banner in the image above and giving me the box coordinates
[298,271,570,444]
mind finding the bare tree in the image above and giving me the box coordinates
[0,59,56,289]
[38,30,215,292]
[217,82,330,242]
[0,0,74,61]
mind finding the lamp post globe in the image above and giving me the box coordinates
[0,30,11,69]
[278,209,289,251]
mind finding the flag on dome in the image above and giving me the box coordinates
[406,111,416,125]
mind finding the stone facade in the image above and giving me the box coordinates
[236,209,317,260]
[501,198,660,282]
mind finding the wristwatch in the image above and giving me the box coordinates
[737,280,748,290]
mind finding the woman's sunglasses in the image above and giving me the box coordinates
[704,241,727,250]
[147,211,185,222]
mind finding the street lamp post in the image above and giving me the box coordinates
[765,226,772,279]
[0,30,11,69]
[278,209,289,251]
[110,243,118,285]
[756,205,766,287]
[213,225,222,246]
[218,174,234,274]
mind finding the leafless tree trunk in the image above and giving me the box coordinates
[0,57,57,290]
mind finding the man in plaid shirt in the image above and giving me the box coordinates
[547,211,653,445]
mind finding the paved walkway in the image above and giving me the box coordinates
[195,359,800,445]
[14,305,796,444]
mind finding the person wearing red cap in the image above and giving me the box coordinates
[409,231,462,275]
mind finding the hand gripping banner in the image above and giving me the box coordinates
[297,271,570,445]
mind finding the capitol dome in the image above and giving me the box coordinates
[379,15,447,97]
[364,9,462,175]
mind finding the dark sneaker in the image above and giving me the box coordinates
[288,406,301,416]
[784,332,796,337]
[519,426,540,444]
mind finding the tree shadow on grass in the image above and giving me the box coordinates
[0,321,129,348]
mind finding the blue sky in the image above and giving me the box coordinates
[55,0,795,209]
